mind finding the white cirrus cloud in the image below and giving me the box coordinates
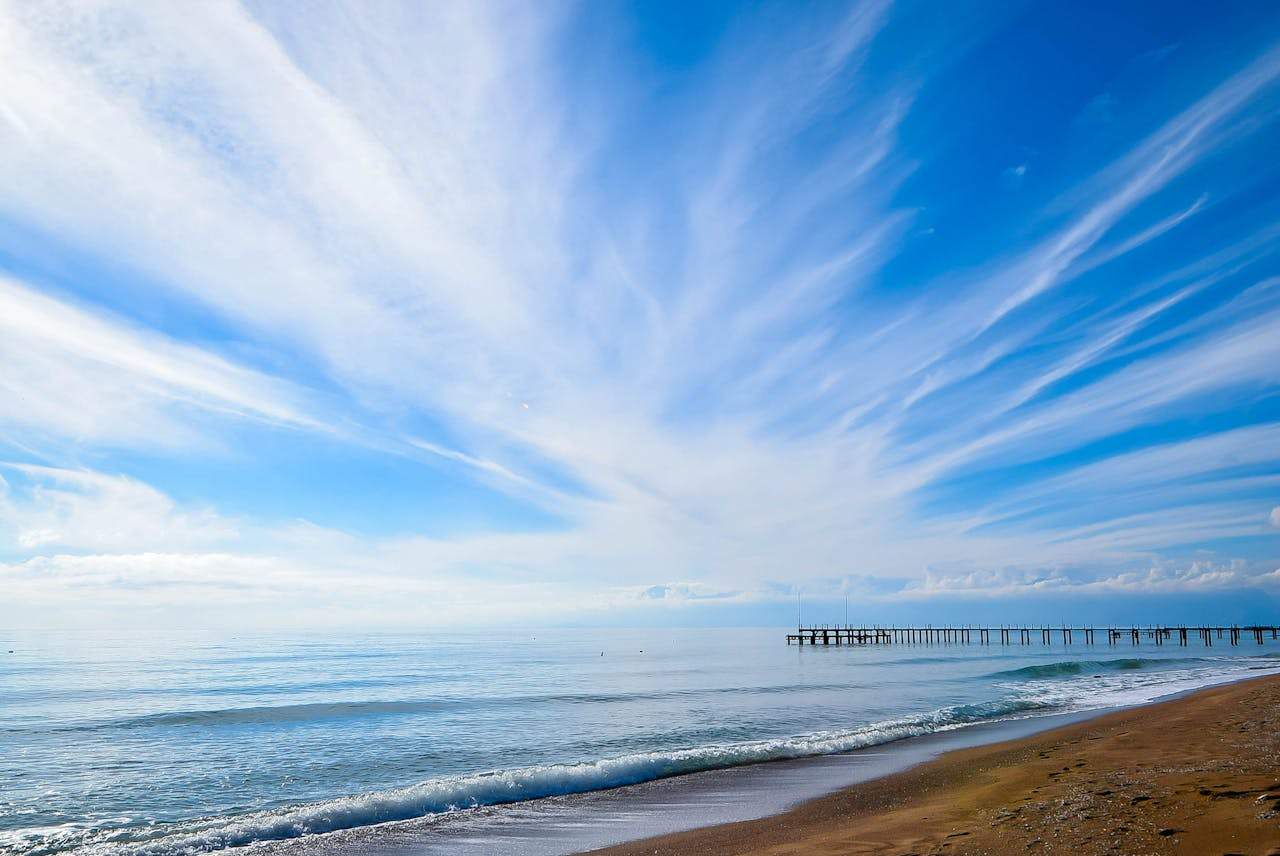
[0,4,1276,622]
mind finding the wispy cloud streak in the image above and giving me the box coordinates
[0,1,1277,621]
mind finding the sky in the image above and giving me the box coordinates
[1,0,1279,629]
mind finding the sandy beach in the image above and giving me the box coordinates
[586,674,1280,856]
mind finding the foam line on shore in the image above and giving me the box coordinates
[61,698,1056,856]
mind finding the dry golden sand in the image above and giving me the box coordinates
[585,674,1280,856]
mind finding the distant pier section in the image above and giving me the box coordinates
[787,625,1280,647]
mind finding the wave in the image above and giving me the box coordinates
[882,653,1005,666]
[60,697,1055,856]
[116,700,453,728]
[989,650,1280,681]
[50,682,876,734]
[986,656,1205,680]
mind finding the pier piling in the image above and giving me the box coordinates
[785,623,1278,647]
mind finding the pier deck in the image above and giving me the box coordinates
[786,625,1280,646]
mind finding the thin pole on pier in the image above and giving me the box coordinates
[787,622,1274,649]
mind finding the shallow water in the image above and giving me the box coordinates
[2,627,1277,856]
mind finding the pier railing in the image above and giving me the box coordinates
[786,625,1280,647]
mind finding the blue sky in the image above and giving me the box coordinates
[0,0,1278,628]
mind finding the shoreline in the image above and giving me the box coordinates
[244,668,1280,856]
[252,703,1114,856]
[582,673,1280,855]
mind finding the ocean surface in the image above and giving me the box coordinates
[3,627,1278,856]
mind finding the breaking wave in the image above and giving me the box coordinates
[986,657,1202,680]
[988,650,1280,681]
[48,697,1055,856]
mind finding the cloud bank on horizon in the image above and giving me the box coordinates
[1,0,1278,626]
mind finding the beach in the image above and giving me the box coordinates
[586,673,1280,855]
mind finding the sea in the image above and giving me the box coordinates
[3,627,1278,856]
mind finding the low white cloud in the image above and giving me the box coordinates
[0,463,236,553]
[907,558,1279,598]
[635,583,743,602]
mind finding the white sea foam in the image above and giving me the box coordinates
[62,699,1044,856]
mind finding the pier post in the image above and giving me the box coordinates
[787,622,1274,648]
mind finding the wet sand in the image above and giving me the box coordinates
[585,674,1280,856]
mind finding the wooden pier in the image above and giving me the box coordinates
[786,624,1280,646]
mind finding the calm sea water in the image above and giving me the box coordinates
[2,627,1277,856]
